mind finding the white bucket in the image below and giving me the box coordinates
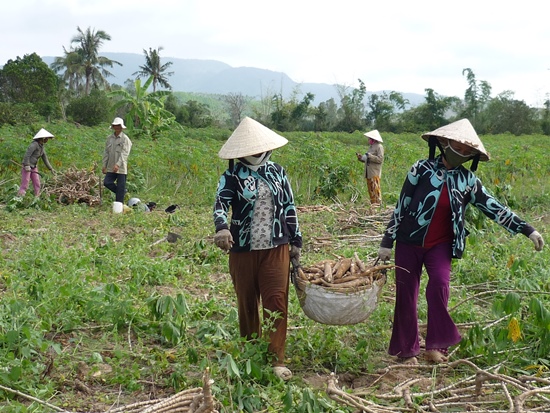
[112,201,123,213]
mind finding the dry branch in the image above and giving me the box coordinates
[326,359,550,413]
[43,166,101,206]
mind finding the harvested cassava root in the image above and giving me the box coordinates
[295,253,393,293]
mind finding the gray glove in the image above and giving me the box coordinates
[24,165,31,172]
[290,245,301,267]
[529,231,544,251]
[214,229,233,252]
[378,247,392,262]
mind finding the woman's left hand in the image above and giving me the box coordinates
[529,231,544,251]
[290,245,301,266]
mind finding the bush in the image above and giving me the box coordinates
[66,90,111,126]
[0,102,40,126]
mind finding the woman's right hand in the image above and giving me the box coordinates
[214,229,234,252]
[378,247,392,262]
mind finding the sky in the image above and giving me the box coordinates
[2,0,550,107]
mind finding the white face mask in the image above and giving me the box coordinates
[241,151,272,171]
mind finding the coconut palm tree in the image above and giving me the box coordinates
[70,26,122,95]
[132,47,174,92]
[50,46,86,95]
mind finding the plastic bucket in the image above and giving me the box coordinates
[113,201,123,213]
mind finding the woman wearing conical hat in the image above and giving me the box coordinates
[17,128,56,197]
[213,117,302,380]
[377,119,544,364]
[356,129,384,206]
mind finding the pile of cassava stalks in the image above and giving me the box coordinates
[295,252,393,293]
[44,166,101,206]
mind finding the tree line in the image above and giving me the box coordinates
[1,26,550,137]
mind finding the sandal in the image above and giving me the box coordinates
[273,366,293,380]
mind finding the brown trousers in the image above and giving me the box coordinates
[229,245,290,365]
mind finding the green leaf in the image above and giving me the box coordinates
[502,292,521,314]
[9,366,22,381]
[225,354,241,378]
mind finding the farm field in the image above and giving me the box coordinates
[1,123,550,412]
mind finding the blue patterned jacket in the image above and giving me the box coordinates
[213,161,302,252]
[380,156,534,258]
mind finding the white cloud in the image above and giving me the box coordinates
[2,0,550,106]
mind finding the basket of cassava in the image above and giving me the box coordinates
[292,253,392,325]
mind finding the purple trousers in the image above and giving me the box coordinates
[228,245,290,365]
[18,166,41,196]
[388,241,462,358]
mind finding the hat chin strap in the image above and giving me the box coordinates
[429,137,443,160]
[470,154,480,172]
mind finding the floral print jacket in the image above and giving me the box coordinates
[213,161,302,252]
[380,156,534,259]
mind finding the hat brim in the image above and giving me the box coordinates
[218,117,288,159]
[364,130,383,142]
[421,119,490,161]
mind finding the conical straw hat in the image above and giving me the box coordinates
[422,119,489,161]
[218,117,288,159]
[364,129,383,142]
[33,128,54,140]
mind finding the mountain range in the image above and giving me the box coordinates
[41,52,425,106]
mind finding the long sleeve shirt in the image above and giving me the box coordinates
[213,161,302,252]
[380,156,534,259]
[22,141,53,171]
[359,142,384,179]
[102,132,132,174]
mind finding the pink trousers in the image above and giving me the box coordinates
[18,167,41,196]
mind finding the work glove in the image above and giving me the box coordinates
[378,247,392,262]
[24,165,31,172]
[290,245,301,267]
[214,229,233,252]
[529,231,544,251]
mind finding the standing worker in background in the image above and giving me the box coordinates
[102,117,132,203]
[378,119,544,365]
[213,117,302,381]
[356,129,384,206]
[17,128,56,197]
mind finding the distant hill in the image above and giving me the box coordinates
[41,52,425,107]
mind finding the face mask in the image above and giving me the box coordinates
[443,143,472,168]
[241,151,272,171]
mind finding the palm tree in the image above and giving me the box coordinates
[50,46,86,95]
[132,47,174,92]
[70,26,122,95]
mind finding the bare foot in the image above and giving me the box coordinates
[424,350,448,363]
[397,356,418,365]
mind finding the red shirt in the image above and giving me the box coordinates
[424,183,454,248]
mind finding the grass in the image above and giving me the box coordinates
[1,123,549,411]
